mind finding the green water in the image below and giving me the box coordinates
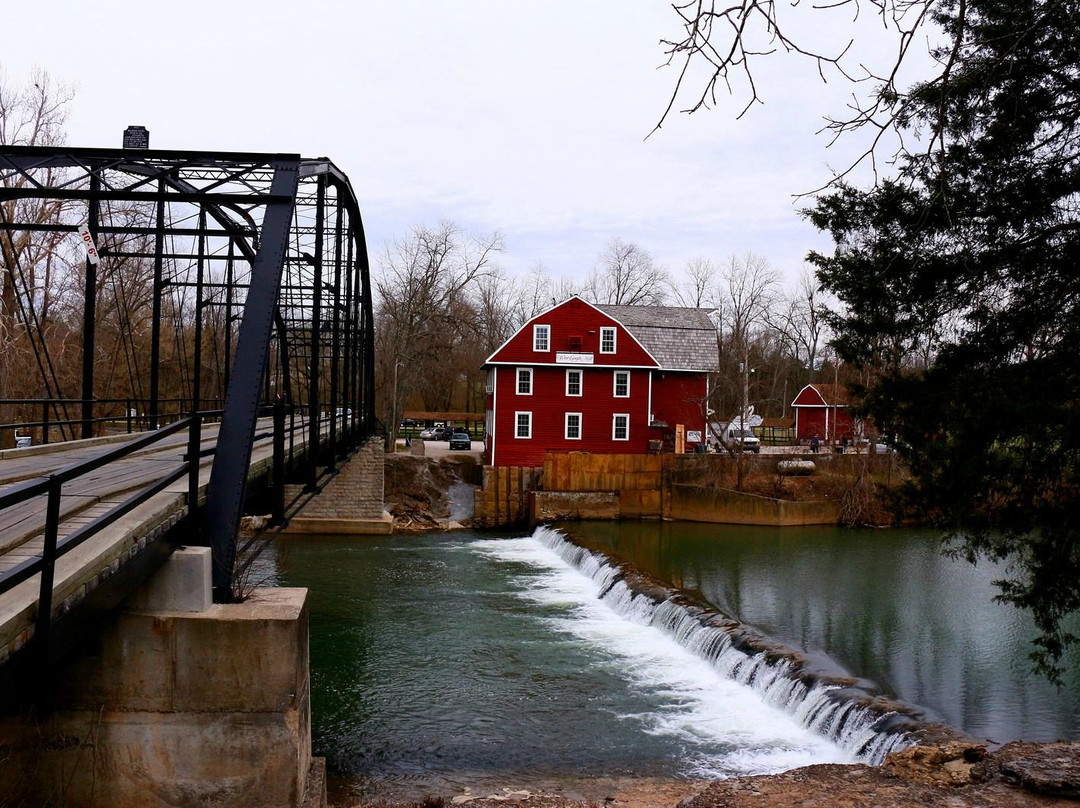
[563,521,1080,744]
[270,531,848,802]
[267,522,1079,802]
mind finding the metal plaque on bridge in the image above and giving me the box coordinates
[122,126,150,149]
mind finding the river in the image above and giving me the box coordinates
[270,522,1079,802]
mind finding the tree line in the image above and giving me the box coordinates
[372,222,841,445]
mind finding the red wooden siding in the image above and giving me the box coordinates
[490,365,656,466]
[792,386,827,407]
[791,384,854,442]
[486,367,709,466]
[488,297,658,368]
[794,406,854,442]
[649,372,708,447]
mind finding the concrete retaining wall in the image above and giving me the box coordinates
[670,483,841,526]
[532,491,620,522]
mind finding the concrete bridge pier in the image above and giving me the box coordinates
[0,548,325,808]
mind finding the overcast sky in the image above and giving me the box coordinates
[3,1,927,290]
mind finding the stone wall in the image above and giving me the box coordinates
[283,435,394,533]
[532,491,620,522]
[294,436,385,520]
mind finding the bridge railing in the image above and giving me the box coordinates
[0,416,196,664]
[0,398,227,447]
[0,400,337,671]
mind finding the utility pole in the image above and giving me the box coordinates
[390,359,403,451]
[832,357,839,449]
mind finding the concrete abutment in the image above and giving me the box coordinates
[0,547,325,808]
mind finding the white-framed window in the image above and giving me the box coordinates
[613,370,630,398]
[485,368,494,394]
[565,412,582,440]
[533,324,550,352]
[566,369,582,397]
[516,367,533,395]
[600,326,617,354]
[612,413,629,441]
[515,411,532,439]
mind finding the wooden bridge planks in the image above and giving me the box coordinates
[0,416,306,663]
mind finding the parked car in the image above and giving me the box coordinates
[14,430,32,449]
[448,431,472,451]
[419,426,452,441]
[400,418,418,428]
[852,438,894,454]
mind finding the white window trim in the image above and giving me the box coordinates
[565,368,583,397]
[613,370,630,398]
[533,324,551,352]
[515,411,533,439]
[516,367,533,396]
[600,326,617,354]
[565,412,582,440]
[612,413,630,441]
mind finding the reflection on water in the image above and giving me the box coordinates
[563,521,1080,744]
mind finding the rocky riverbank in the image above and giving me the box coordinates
[342,741,1080,808]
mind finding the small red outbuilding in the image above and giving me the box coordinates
[790,383,855,443]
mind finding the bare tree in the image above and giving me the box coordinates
[720,252,778,365]
[374,221,503,448]
[670,256,717,308]
[584,238,670,306]
[510,261,556,327]
[654,0,938,181]
[0,69,77,447]
[765,267,827,385]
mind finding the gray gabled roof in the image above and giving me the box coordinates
[596,304,719,371]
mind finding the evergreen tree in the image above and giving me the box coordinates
[806,0,1080,681]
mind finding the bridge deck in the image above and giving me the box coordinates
[0,419,315,666]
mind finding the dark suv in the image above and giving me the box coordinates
[449,430,472,450]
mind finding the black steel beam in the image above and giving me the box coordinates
[80,175,100,440]
[204,160,299,601]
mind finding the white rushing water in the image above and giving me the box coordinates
[471,527,914,775]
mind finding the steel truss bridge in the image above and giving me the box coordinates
[0,146,377,683]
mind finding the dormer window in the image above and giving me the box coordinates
[533,324,550,352]
[600,327,616,354]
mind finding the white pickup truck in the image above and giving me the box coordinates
[708,422,761,453]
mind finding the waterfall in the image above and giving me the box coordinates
[532,525,922,765]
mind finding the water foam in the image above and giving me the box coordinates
[471,536,851,778]
[472,527,917,768]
